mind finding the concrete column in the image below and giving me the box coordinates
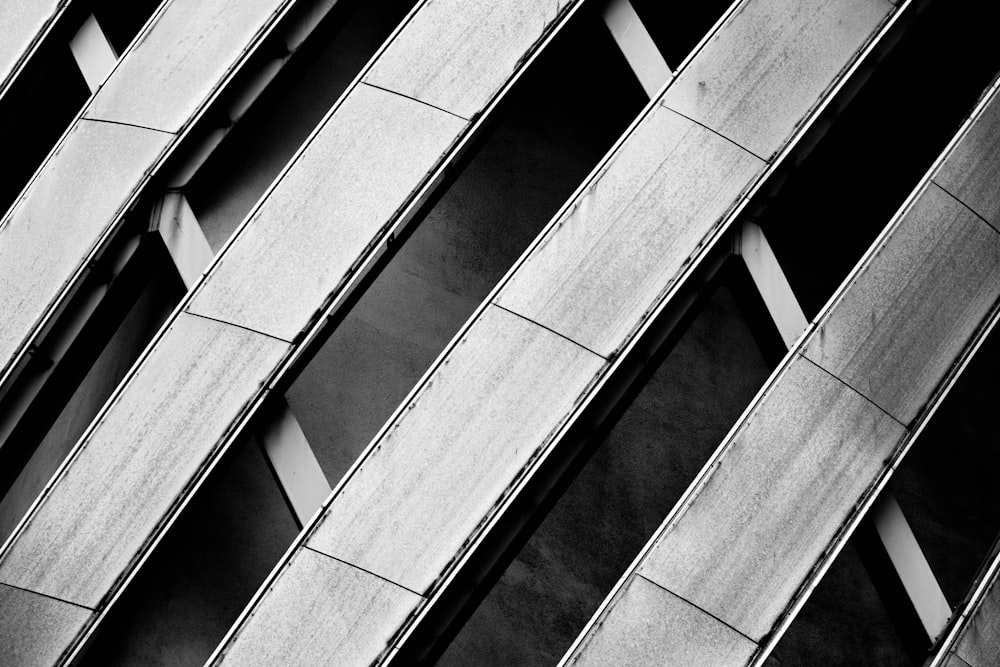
[150,190,331,527]
[601,0,671,98]
[68,14,117,93]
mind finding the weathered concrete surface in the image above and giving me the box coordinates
[0,0,61,93]
[439,285,772,665]
[80,437,298,666]
[0,271,179,544]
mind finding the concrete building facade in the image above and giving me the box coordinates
[2,0,1000,664]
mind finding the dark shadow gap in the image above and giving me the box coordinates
[283,6,647,488]
[757,0,1000,319]
[0,1,162,218]
[437,271,773,665]
[630,0,734,69]
[186,0,417,251]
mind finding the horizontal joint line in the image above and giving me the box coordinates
[360,81,469,121]
[81,116,175,135]
[658,103,767,162]
[302,546,424,597]
[796,352,906,428]
[635,573,758,644]
[932,180,1000,236]
[0,581,94,611]
[492,303,605,359]
[183,310,293,343]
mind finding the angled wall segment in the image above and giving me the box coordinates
[0,0,583,661]
[934,557,1000,667]
[0,583,89,667]
[186,84,466,340]
[0,0,297,397]
[565,76,1000,665]
[214,0,901,662]
[0,0,66,98]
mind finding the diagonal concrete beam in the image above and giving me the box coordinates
[564,72,1000,666]
[0,1,79,103]
[602,13,953,655]
[0,0,343,438]
[150,189,330,528]
[0,0,587,662]
[211,0,907,664]
[0,0,357,529]
[929,543,1000,667]
[734,221,952,651]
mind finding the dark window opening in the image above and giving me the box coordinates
[630,0,734,69]
[186,0,419,252]
[284,5,646,486]
[438,263,773,665]
[757,0,1000,318]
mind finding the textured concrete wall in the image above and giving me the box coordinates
[54,1,1000,665]
[0,269,179,543]
[78,4,645,664]
[439,284,772,665]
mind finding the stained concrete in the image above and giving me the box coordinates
[28,1,1000,664]
[438,284,773,665]
[79,436,298,666]
[0,267,179,544]
[76,4,646,664]
[772,542,910,666]
[284,8,646,485]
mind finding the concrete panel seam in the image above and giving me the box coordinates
[302,546,423,598]
[183,310,294,345]
[658,101,769,163]
[634,573,758,644]
[0,3,69,99]
[932,179,1000,236]
[360,81,470,122]
[80,116,176,136]
[794,351,907,428]
[492,303,606,359]
[0,580,92,612]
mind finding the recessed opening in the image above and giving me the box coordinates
[758,0,1000,318]
[284,4,646,485]
[0,238,182,544]
[437,267,773,665]
[185,0,419,252]
[0,49,89,217]
[92,0,165,55]
[771,541,912,665]
[0,3,163,218]
[630,0,734,69]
